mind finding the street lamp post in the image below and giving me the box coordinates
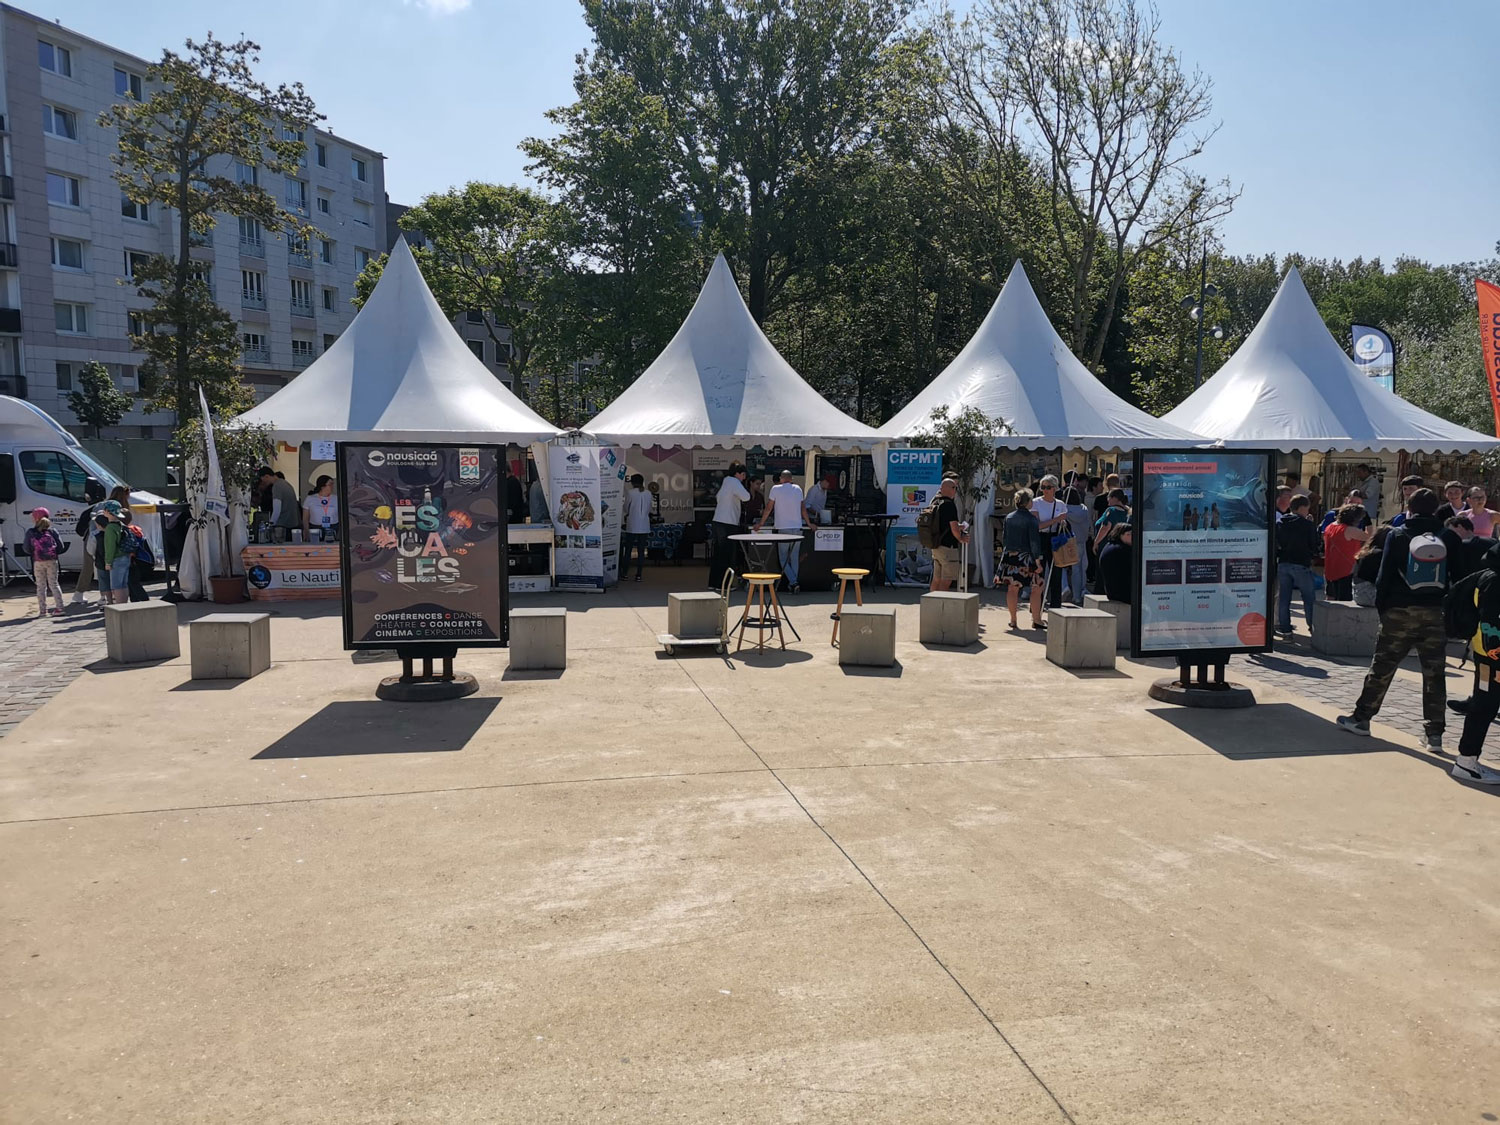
[1180,233,1225,389]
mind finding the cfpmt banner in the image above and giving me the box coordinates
[1478,280,1500,437]
[1350,324,1395,392]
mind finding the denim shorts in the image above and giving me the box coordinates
[110,554,132,589]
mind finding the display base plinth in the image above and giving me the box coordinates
[1148,678,1255,708]
[377,672,478,702]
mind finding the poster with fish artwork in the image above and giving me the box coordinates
[548,444,605,590]
[338,443,508,648]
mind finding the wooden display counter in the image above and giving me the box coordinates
[243,543,341,601]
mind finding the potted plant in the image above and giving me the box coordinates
[176,415,275,603]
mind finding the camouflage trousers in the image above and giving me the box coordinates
[1351,605,1447,735]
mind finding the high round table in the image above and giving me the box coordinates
[727,532,806,641]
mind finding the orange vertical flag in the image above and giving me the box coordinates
[1480,279,1500,437]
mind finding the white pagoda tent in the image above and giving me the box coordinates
[1163,267,1498,454]
[883,260,1204,449]
[583,253,882,448]
[238,237,560,444]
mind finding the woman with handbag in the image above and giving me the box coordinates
[994,488,1045,630]
[1060,483,1091,605]
[1033,475,1068,608]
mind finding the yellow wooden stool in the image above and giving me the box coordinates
[830,567,870,646]
[736,573,786,653]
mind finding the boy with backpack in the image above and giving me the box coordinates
[23,508,65,616]
[1337,488,1451,751]
[1441,541,1500,783]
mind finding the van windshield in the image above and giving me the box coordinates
[69,447,128,494]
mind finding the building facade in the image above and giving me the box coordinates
[0,3,386,437]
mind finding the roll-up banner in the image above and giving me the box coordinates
[548,445,605,590]
[884,448,943,587]
[338,443,508,649]
[1350,324,1395,392]
[1477,280,1500,437]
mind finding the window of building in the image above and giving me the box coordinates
[323,333,339,351]
[114,67,144,100]
[282,126,303,143]
[123,250,152,279]
[114,365,137,392]
[355,248,371,272]
[20,450,91,503]
[285,177,307,211]
[315,142,327,167]
[38,40,72,77]
[49,237,85,271]
[238,216,262,245]
[465,309,484,324]
[320,238,335,264]
[353,200,372,227]
[128,313,146,337]
[241,270,265,307]
[242,332,267,359]
[291,278,313,312]
[495,341,513,366]
[291,338,315,360]
[188,261,212,286]
[55,302,89,334]
[316,193,331,216]
[42,105,78,140]
[55,361,73,392]
[322,286,337,312]
[351,157,368,183]
[121,195,150,222]
[46,172,82,207]
[467,340,485,362]
[235,161,258,186]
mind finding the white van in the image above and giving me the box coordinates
[0,396,166,573]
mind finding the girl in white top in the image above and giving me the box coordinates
[302,475,339,536]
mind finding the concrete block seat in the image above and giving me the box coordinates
[1084,594,1131,650]
[919,591,980,647]
[511,607,566,671]
[838,605,897,667]
[103,601,180,664]
[1045,606,1116,670]
[668,591,722,639]
[190,612,271,680]
[1312,600,1379,657]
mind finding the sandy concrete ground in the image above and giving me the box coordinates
[2,578,1498,1123]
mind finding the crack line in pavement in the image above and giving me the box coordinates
[646,616,1076,1125]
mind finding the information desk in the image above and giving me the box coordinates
[730,521,887,592]
[243,543,341,601]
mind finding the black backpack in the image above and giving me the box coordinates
[1446,573,1482,641]
[916,496,946,549]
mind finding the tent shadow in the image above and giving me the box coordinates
[253,697,499,759]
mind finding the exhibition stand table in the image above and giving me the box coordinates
[243,542,341,601]
[729,531,805,575]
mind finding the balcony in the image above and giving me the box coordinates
[0,307,20,333]
[0,175,13,201]
[291,352,314,369]
[239,237,265,259]
[0,242,16,269]
[289,251,312,269]
[242,347,270,365]
[241,292,266,310]
[291,298,315,318]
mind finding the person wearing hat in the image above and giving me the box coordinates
[257,466,301,537]
[96,499,132,605]
[756,468,815,592]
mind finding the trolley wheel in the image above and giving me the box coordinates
[664,645,675,656]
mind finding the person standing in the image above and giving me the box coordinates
[803,472,836,523]
[927,476,969,593]
[995,488,1043,628]
[1275,495,1319,635]
[620,474,653,583]
[1321,504,1369,601]
[708,463,750,590]
[1060,482,1091,604]
[1319,489,1370,534]
[742,477,765,529]
[69,478,107,607]
[302,476,339,539]
[1462,485,1498,538]
[23,509,65,616]
[528,465,548,525]
[1435,480,1467,524]
[257,467,301,537]
[97,500,132,606]
[1387,475,1425,526]
[1033,475,1067,607]
[1444,541,1500,783]
[1355,464,1381,521]
[757,468,813,592]
[1337,488,1450,751]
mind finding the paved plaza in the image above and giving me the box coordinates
[2,578,1498,1122]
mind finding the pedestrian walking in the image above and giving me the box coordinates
[1443,541,1500,783]
[1337,488,1450,750]
[1275,495,1319,635]
[23,508,65,616]
[994,488,1044,630]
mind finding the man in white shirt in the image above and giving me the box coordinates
[709,463,751,589]
[621,474,653,582]
[757,468,814,592]
[803,472,836,524]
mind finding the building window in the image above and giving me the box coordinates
[241,332,268,362]
[282,126,303,143]
[351,157,368,183]
[235,161,258,186]
[315,142,327,167]
[355,248,371,272]
[322,286,337,312]
[319,238,335,265]
[38,40,72,77]
[291,338,315,366]
[239,216,262,244]
[55,361,73,392]
[55,302,90,335]
[467,340,485,362]
[285,177,307,211]
[316,194,331,216]
[465,309,484,324]
[114,365,138,392]
[46,172,82,207]
[291,278,313,313]
[323,333,339,351]
[49,237,85,271]
[495,341,513,366]
[353,199,372,227]
[241,270,265,308]
[121,195,150,222]
[42,105,78,140]
[114,67,144,100]
[128,313,146,337]
[123,250,152,279]
[188,261,212,286]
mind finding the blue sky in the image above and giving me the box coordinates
[28,0,1499,265]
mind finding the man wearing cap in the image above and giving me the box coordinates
[258,467,301,536]
[708,463,750,590]
[757,468,815,592]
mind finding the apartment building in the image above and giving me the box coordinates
[0,4,386,437]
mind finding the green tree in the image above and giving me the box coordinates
[910,403,1012,514]
[66,361,134,438]
[101,35,320,423]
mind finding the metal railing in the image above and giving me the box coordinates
[291,352,313,369]
[241,292,266,310]
[0,243,16,269]
[290,298,314,317]
[242,346,270,365]
[239,237,265,259]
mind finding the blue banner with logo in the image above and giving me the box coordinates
[1351,324,1395,392]
[884,448,943,586]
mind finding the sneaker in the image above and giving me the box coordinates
[1451,756,1500,784]
[1335,715,1370,736]
[1422,731,1443,753]
[68,592,84,605]
[634,575,642,583]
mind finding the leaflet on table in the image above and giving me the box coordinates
[548,445,605,590]
[884,448,943,586]
[599,445,626,586]
[1136,452,1271,653]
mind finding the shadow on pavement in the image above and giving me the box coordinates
[83,656,175,674]
[840,660,903,678]
[253,697,499,759]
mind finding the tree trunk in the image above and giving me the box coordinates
[174,161,193,430]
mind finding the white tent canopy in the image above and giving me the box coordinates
[237,237,561,444]
[582,253,883,449]
[1163,267,1498,454]
[883,260,1204,449]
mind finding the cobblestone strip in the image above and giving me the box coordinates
[0,594,108,737]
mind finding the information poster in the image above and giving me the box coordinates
[1133,450,1272,656]
[549,445,605,590]
[884,448,943,587]
[338,443,507,649]
[630,445,694,524]
[599,445,626,586]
